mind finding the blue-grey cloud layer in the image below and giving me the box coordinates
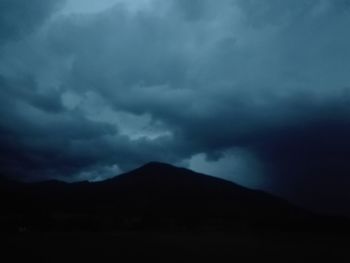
[1,0,350,214]
[0,0,64,44]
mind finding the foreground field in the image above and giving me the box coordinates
[2,231,349,262]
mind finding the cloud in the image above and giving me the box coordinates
[0,0,350,213]
[0,0,64,45]
[188,149,268,189]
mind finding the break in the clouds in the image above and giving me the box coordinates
[1,0,350,214]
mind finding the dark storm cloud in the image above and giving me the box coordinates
[251,111,350,214]
[0,74,64,113]
[1,0,350,212]
[0,0,64,44]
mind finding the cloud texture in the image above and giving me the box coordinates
[1,0,350,213]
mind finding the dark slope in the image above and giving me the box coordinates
[94,162,306,221]
[0,162,347,232]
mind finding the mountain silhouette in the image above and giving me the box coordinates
[0,162,348,232]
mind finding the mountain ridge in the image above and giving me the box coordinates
[0,162,348,233]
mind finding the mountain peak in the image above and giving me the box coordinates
[141,162,177,170]
[0,161,327,233]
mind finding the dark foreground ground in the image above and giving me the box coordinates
[2,231,349,262]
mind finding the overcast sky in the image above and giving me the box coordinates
[1,0,350,214]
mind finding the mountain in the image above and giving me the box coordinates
[0,162,348,232]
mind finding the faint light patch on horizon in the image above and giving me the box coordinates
[188,150,269,190]
[62,164,123,182]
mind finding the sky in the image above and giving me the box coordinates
[1,0,350,215]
